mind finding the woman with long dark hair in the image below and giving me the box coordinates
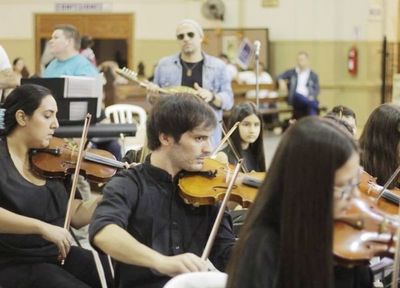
[218,102,265,172]
[0,84,112,287]
[359,103,400,189]
[226,117,360,288]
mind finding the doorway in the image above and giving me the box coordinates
[35,13,134,74]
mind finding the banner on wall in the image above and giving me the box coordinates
[236,38,253,70]
[55,2,112,12]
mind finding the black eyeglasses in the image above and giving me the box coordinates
[176,32,195,40]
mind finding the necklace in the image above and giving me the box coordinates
[181,60,202,77]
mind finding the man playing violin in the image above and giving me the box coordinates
[0,84,113,287]
[89,93,235,288]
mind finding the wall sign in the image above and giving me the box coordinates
[55,2,112,12]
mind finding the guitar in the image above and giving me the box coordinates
[115,67,198,95]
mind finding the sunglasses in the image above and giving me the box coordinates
[177,32,195,40]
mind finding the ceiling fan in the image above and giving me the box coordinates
[201,0,225,21]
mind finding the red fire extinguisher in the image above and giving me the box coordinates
[348,46,358,76]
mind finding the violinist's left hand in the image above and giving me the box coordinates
[213,152,229,165]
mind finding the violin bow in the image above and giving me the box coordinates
[377,164,400,201]
[211,121,240,158]
[220,121,248,174]
[389,166,400,286]
[201,159,243,261]
[391,200,400,286]
[63,114,92,233]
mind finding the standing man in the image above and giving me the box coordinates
[0,45,18,101]
[43,24,98,77]
[42,24,106,199]
[148,19,234,149]
[277,51,320,119]
[89,94,235,288]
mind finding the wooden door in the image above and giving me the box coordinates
[35,13,134,73]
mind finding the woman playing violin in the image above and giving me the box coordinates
[359,103,400,189]
[0,84,112,287]
[226,117,361,288]
[217,102,265,173]
[89,93,235,288]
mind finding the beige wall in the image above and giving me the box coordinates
[0,38,388,126]
[0,0,398,127]
[269,40,384,125]
[136,39,385,126]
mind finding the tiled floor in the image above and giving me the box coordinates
[263,129,282,169]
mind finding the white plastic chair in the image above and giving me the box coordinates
[104,104,147,155]
[163,272,227,288]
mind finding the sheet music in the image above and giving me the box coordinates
[62,75,103,118]
[69,101,88,121]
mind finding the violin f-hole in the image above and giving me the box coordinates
[30,148,61,156]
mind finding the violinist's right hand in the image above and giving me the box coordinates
[154,253,207,277]
[39,222,73,260]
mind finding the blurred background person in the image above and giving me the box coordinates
[80,35,97,67]
[277,51,320,119]
[12,57,30,82]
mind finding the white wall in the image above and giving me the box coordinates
[0,0,397,41]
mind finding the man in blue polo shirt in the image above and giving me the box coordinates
[43,24,98,77]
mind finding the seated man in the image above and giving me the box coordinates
[277,51,320,119]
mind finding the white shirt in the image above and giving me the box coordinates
[237,70,275,98]
[0,45,12,98]
[0,46,11,70]
[295,68,310,97]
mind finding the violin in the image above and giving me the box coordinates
[178,158,265,208]
[358,170,400,215]
[334,194,398,266]
[29,137,126,183]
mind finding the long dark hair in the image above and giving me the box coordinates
[12,57,30,78]
[227,102,265,171]
[227,117,358,288]
[0,84,52,137]
[359,103,400,188]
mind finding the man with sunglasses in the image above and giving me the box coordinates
[147,19,234,150]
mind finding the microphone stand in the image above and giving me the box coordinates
[255,52,260,111]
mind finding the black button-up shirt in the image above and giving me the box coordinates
[89,156,235,288]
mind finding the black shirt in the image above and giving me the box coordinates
[222,145,261,172]
[181,58,203,88]
[229,226,279,288]
[0,139,68,266]
[89,156,235,288]
[229,224,373,288]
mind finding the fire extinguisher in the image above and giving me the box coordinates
[348,46,358,76]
